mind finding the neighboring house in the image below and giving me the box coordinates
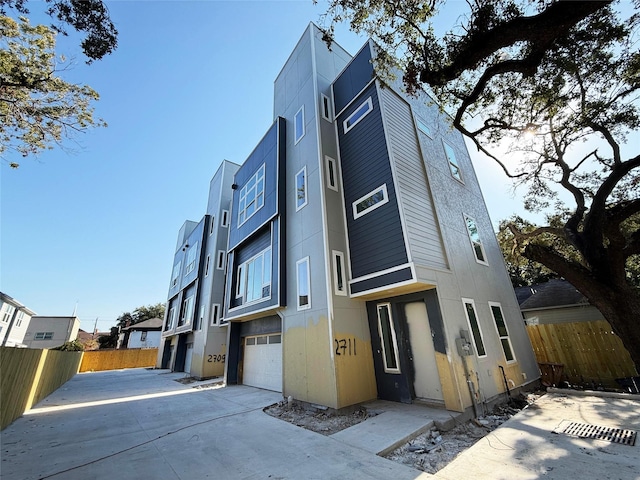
[23,316,80,350]
[517,279,636,388]
[77,329,100,351]
[122,318,162,349]
[160,24,539,413]
[0,292,35,347]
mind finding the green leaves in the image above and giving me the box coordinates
[0,15,106,163]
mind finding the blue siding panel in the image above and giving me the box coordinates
[333,43,374,115]
[350,267,413,294]
[336,83,408,279]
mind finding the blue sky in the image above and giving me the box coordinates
[1,0,530,333]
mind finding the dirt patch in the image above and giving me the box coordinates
[385,393,544,474]
[264,400,375,436]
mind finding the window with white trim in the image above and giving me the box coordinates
[141,331,148,341]
[344,97,373,133]
[221,210,229,227]
[210,217,215,235]
[237,247,272,304]
[205,255,210,277]
[1,303,15,323]
[166,306,177,330]
[464,215,488,264]
[197,305,205,330]
[15,311,24,327]
[443,141,463,181]
[415,116,431,137]
[210,304,220,326]
[184,242,198,276]
[325,155,338,192]
[34,332,54,340]
[332,250,347,296]
[321,93,332,121]
[294,105,305,144]
[353,184,389,219]
[297,257,311,310]
[170,261,181,288]
[489,302,516,362]
[377,303,400,373]
[181,295,194,325]
[217,250,225,270]
[462,298,487,357]
[238,164,265,226]
[295,167,307,211]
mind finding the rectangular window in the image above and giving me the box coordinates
[294,105,305,144]
[237,248,272,304]
[465,215,488,264]
[415,116,431,137]
[141,331,148,342]
[332,250,347,296]
[34,332,54,340]
[344,97,373,133]
[325,155,338,192]
[489,302,516,362]
[462,298,487,357]
[217,250,225,270]
[166,306,177,330]
[15,311,24,327]
[238,164,265,226]
[377,303,400,373]
[181,295,194,325]
[185,242,198,276]
[353,184,389,219]
[443,142,463,182]
[295,167,307,211]
[210,217,215,235]
[2,304,15,323]
[269,334,281,344]
[196,305,205,330]
[296,257,311,310]
[321,93,332,121]
[221,210,229,227]
[246,337,256,345]
[205,255,210,277]
[210,304,220,326]
[170,261,181,288]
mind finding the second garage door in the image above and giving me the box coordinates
[243,334,282,392]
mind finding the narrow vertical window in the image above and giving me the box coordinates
[489,302,515,362]
[325,155,338,192]
[464,215,488,264]
[210,217,215,235]
[462,298,487,357]
[443,141,463,182]
[415,116,431,137]
[294,105,305,144]
[295,167,307,211]
[166,306,177,330]
[170,261,181,288]
[197,305,205,330]
[332,250,347,296]
[321,93,332,121]
[221,210,229,227]
[217,250,225,270]
[210,304,220,326]
[297,257,311,310]
[377,303,400,373]
[205,255,210,277]
[181,295,194,325]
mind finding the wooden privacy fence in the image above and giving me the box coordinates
[0,347,83,430]
[526,320,637,388]
[79,348,158,372]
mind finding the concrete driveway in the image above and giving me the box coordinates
[1,368,430,480]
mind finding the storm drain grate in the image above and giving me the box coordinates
[554,422,636,446]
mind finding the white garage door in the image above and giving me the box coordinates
[243,334,282,392]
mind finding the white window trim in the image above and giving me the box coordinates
[184,242,198,276]
[443,141,463,183]
[352,184,389,219]
[343,97,373,133]
[210,217,215,235]
[238,164,265,227]
[464,214,489,265]
[236,247,272,305]
[321,93,332,122]
[217,250,225,270]
[295,166,308,212]
[198,305,205,331]
[166,306,177,330]
[376,303,401,374]
[488,301,517,363]
[294,105,305,144]
[205,255,210,277]
[325,155,339,192]
[414,115,431,138]
[332,250,347,296]
[462,298,487,358]
[296,257,311,311]
[221,210,229,227]
[170,261,181,288]
[182,295,194,325]
[210,304,220,326]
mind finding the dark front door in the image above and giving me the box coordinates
[366,301,412,403]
